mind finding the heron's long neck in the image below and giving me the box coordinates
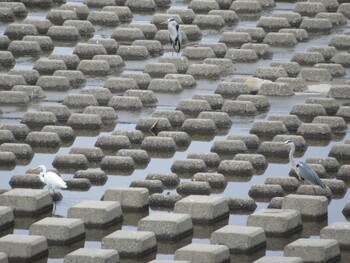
[288,144,297,172]
[39,167,46,183]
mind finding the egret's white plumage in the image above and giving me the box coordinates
[166,18,182,53]
[32,165,67,191]
[285,140,326,189]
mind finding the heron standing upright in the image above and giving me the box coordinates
[31,165,67,194]
[165,17,182,54]
[284,140,326,189]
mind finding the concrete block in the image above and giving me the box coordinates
[0,206,14,230]
[215,82,250,99]
[36,76,71,91]
[270,62,301,77]
[41,125,75,142]
[73,170,107,184]
[321,222,350,248]
[188,0,219,13]
[253,256,303,263]
[103,187,149,210]
[282,194,328,219]
[30,217,85,244]
[141,137,177,153]
[218,160,254,177]
[152,110,185,126]
[236,94,270,111]
[250,120,288,136]
[186,64,220,79]
[0,143,33,160]
[0,234,48,261]
[158,131,191,148]
[176,181,212,195]
[284,238,340,263]
[52,154,89,170]
[67,113,102,129]
[4,23,38,40]
[130,180,164,194]
[146,173,179,188]
[0,189,52,215]
[211,225,266,252]
[8,69,39,85]
[165,74,196,89]
[248,184,285,200]
[174,244,229,263]
[187,152,220,168]
[291,103,327,120]
[174,195,229,223]
[265,177,299,192]
[268,115,301,132]
[149,193,181,210]
[138,213,192,239]
[296,123,332,139]
[61,4,90,20]
[68,200,122,227]
[227,197,257,214]
[211,140,247,156]
[48,54,80,70]
[108,96,143,111]
[102,230,156,257]
[181,119,218,135]
[305,97,339,115]
[247,209,301,236]
[0,123,29,140]
[64,248,119,263]
[171,159,208,174]
[25,131,61,147]
[77,60,110,76]
[12,85,46,99]
[192,173,226,189]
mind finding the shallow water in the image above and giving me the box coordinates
[1,0,350,262]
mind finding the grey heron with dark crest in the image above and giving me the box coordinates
[164,17,182,54]
[284,140,326,189]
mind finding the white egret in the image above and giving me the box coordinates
[164,17,182,54]
[284,140,326,189]
[31,165,67,194]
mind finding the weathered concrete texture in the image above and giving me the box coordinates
[140,138,176,156]
[211,225,266,253]
[0,234,48,261]
[9,69,39,85]
[174,195,229,223]
[146,173,179,188]
[77,60,110,76]
[187,152,221,168]
[320,222,350,248]
[25,131,62,147]
[136,117,172,134]
[329,144,350,161]
[307,46,337,62]
[181,119,218,135]
[158,131,191,148]
[12,85,45,100]
[0,188,52,215]
[247,208,301,236]
[306,157,339,174]
[29,217,85,244]
[177,99,212,115]
[284,238,340,263]
[0,75,26,91]
[227,134,260,150]
[100,156,135,172]
[87,38,119,55]
[188,0,219,13]
[52,154,89,170]
[152,110,185,127]
[68,200,122,227]
[218,160,254,177]
[149,193,182,210]
[236,94,270,111]
[257,17,290,32]
[305,97,339,115]
[83,106,117,123]
[42,125,75,142]
[4,23,38,40]
[291,103,327,120]
[270,62,300,78]
[297,123,332,139]
[130,179,164,193]
[227,197,257,214]
[0,91,29,105]
[0,130,16,145]
[272,11,302,27]
[211,140,247,156]
[138,212,192,240]
[102,230,157,257]
[267,115,301,132]
[330,53,350,67]
[165,74,196,89]
[183,47,216,60]
[103,187,149,210]
[0,51,15,67]
[268,197,283,209]
[314,63,345,77]
[176,181,212,195]
[22,111,58,127]
[282,194,328,219]
[67,113,102,130]
[215,82,250,99]
[6,40,39,56]
[36,76,71,91]
[74,170,107,185]
[328,85,350,99]
[192,173,226,189]
[0,2,27,18]
[0,123,30,140]
[253,256,303,263]
[225,48,258,63]
[258,82,294,96]
[312,116,346,133]
[186,64,220,79]
[171,159,208,174]
[49,54,80,70]
[265,177,300,192]
[64,248,120,263]
[230,0,262,13]
[250,121,288,136]
[197,42,228,58]
[0,206,14,230]
[248,184,285,200]
[174,244,230,263]
[158,57,190,74]
[0,143,33,160]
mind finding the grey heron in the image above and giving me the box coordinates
[284,140,326,189]
[31,165,67,194]
[164,17,182,54]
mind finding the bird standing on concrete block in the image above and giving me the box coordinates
[284,140,326,189]
[164,18,182,54]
